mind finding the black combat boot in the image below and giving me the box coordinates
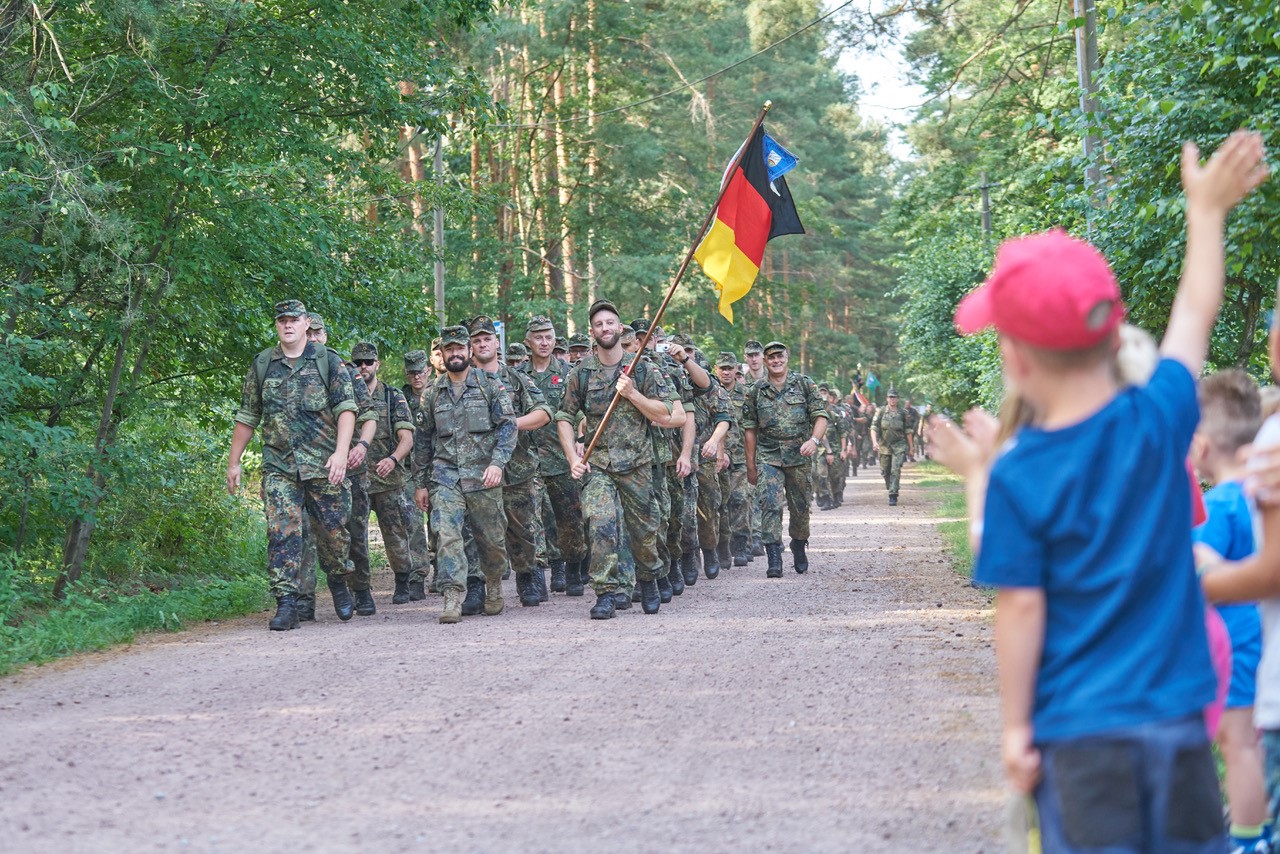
[790,539,809,574]
[731,534,750,567]
[327,578,355,621]
[354,587,377,616]
[612,590,633,610]
[516,571,540,607]
[269,595,299,631]
[296,595,316,622]
[566,560,586,597]
[751,534,765,557]
[461,576,485,616]
[765,543,784,578]
[631,588,641,603]
[889,493,898,507]
[668,559,685,596]
[717,536,731,569]
[408,578,426,601]
[589,592,615,620]
[639,579,661,614]
[701,547,720,580]
[533,566,549,603]
[550,560,568,593]
[656,573,673,603]
[392,573,411,604]
[681,550,699,587]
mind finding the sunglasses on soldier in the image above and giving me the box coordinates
[353,359,376,367]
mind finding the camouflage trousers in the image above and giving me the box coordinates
[752,478,764,539]
[830,455,846,503]
[880,441,907,497]
[350,486,417,591]
[653,463,672,569]
[404,485,431,584]
[718,464,750,542]
[695,459,721,550]
[582,465,662,593]
[534,477,553,565]
[665,465,685,564]
[431,484,506,594]
[680,471,700,554]
[346,472,372,589]
[758,462,812,545]
[814,453,833,505]
[543,472,587,564]
[264,471,351,598]
[503,478,539,573]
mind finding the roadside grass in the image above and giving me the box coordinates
[913,462,973,578]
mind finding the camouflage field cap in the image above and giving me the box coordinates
[404,349,429,372]
[468,315,497,337]
[716,351,738,368]
[526,315,555,334]
[275,299,306,318]
[672,332,695,349]
[762,340,788,355]
[743,339,764,355]
[887,388,899,397]
[307,314,326,332]
[587,298,618,322]
[440,325,470,347]
[430,337,442,352]
[506,342,528,358]
[352,342,379,361]
[568,332,591,350]
[631,318,652,334]
[553,336,569,352]
[818,382,830,392]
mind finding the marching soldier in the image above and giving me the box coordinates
[872,389,910,507]
[400,350,433,601]
[715,352,752,566]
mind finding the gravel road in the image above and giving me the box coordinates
[0,465,1003,853]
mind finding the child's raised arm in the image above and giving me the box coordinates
[1161,131,1268,374]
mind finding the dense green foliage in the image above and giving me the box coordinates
[892,0,1280,412]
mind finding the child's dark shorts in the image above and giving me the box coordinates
[1033,714,1225,853]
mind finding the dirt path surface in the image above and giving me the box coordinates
[0,466,1003,853]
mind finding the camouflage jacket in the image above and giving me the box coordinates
[518,355,574,478]
[413,367,517,493]
[555,352,671,474]
[643,353,686,466]
[401,383,424,420]
[235,342,357,481]
[722,381,748,467]
[364,379,414,493]
[694,380,733,453]
[873,403,910,446]
[485,363,553,486]
[742,371,827,467]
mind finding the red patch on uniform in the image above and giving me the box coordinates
[552,376,562,385]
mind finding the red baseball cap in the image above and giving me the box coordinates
[954,229,1125,349]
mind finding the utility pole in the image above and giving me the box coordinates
[1074,0,1103,206]
[433,134,446,326]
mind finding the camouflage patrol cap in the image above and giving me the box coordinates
[506,342,529,358]
[887,388,899,397]
[619,326,637,342]
[468,315,497,337]
[526,314,555,334]
[762,340,788,355]
[716,351,738,368]
[307,314,326,332]
[274,299,306,318]
[352,342,379,361]
[440,325,470,347]
[404,349,429,372]
[631,318,652,334]
[568,332,591,350]
[818,382,830,392]
[587,298,618,322]
[430,337,442,352]
[553,336,569,352]
[743,339,764,355]
[672,332,695,349]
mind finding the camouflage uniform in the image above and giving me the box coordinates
[743,358,826,547]
[235,332,358,600]
[717,354,751,562]
[873,396,910,503]
[813,385,835,510]
[692,362,731,555]
[556,349,671,596]
[413,348,517,599]
[401,350,432,589]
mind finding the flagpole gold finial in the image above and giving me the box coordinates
[763,100,773,112]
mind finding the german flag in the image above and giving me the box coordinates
[694,124,804,323]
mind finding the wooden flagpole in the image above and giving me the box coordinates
[578,101,772,467]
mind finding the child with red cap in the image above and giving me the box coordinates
[952,130,1268,853]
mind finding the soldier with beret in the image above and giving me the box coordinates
[413,325,517,623]
[400,349,433,601]
[349,342,418,612]
[556,299,673,619]
[470,315,554,608]
[228,300,359,630]
[716,352,752,566]
[743,340,828,577]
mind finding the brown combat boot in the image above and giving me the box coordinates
[439,588,462,624]
[483,576,505,616]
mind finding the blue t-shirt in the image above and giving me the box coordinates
[1192,480,1262,649]
[974,359,1215,742]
